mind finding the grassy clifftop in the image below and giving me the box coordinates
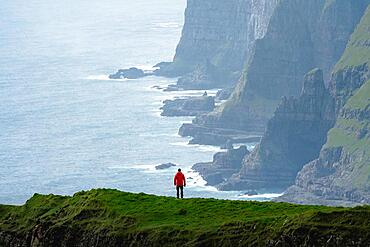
[335,5,370,71]
[1,189,370,246]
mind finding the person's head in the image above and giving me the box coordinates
[178,168,181,172]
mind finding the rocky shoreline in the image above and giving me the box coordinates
[160,94,215,117]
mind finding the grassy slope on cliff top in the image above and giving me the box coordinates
[325,6,370,189]
[1,189,370,245]
[335,6,370,71]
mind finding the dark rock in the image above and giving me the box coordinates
[220,69,336,191]
[192,146,249,186]
[160,96,215,117]
[179,123,261,147]
[163,84,181,92]
[155,163,177,170]
[152,85,164,90]
[356,128,367,140]
[109,67,147,79]
[215,88,233,101]
[241,190,258,196]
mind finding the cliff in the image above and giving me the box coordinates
[219,69,336,191]
[182,0,368,140]
[277,6,370,206]
[156,0,279,89]
[1,189,370,246]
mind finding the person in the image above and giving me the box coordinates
[174,168,186,199]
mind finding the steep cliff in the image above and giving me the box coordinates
[1,189,370,246]
[220,69,336,191]
[157,0,278,89]
[278,6,370,205]
[183,0,368,138]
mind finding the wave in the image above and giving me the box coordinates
[86,74,129,81]
[152,22,182,29]
[86,74,110,80]
[135,64,156,73]
[150,109,162,118]
[170,142,221,153]
[238,193,283,200]
[138,132,176,138]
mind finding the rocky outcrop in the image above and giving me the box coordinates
[215,88,233,101]
[183,0,368,143]
[156,0,279,89]
[277,7,370,206]
[155,163,177,170]
[219,69,336,191]
[109,67,148,79]
[192,146,249,186]
[279,77,370,205]
[160,96,215,117]
[179,123,261,146]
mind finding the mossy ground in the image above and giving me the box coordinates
[1,189,370,246]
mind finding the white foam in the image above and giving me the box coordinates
[138,133,174,138]
[135,64,156,72]
[86,74,111,80]
[170,141,189,147]
[86,74,130,81]
[238,193,283,199]
[170,142,222,153]
[233,143,257,151]
[153,22,182,29]
[150,109,162,118]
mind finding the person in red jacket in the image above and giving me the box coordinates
[174,168,186,199]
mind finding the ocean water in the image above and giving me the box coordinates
[0,0,280,205]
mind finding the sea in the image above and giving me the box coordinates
[0,0,281,205]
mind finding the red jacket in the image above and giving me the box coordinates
[174,172,186,186]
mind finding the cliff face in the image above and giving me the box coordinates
[192,145,249,186]
[157,0,278,88]
[219,69,336,191]
[278,6,370,206]
[280,80,370,205]
[189,0,368,132]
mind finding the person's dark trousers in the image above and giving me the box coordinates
[176,186,184,199]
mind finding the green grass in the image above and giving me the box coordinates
[1,189,370,245]
[346,80,370,110]
[335,6,370,71]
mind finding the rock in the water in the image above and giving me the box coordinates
[179,123,261,147]
[215,88,233,101]
[241,190,258,196]
[155,163,177,170]
[160,96,215,117]
[192,146,249,186]
[109,67,147,79]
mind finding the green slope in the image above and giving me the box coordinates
[335,5,370,70]
[324,6,370,190]
[1,189,370,246]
